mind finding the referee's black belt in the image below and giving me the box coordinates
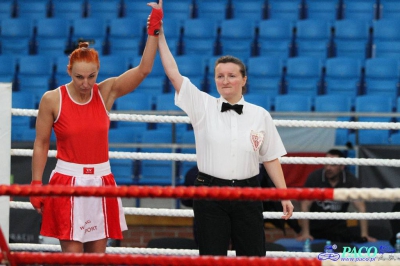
[197,172,258,187]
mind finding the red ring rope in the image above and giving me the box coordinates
[8,252,322,266]
[0,185,334,201]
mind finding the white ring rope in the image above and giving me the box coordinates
[12,108,400,130]
[10,149,400,167]
[9,202,400,220]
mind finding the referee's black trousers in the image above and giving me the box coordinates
[193,172,265,256]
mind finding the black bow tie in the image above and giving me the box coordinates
[221,102,243,114]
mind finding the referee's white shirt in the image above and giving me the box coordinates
[175,77,287,180]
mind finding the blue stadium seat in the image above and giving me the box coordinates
[390,133,400,144]
[354,95,394,145]
[51,0,86,20]
[12,90,36,110]
[243,92,272,111]
[230,0,267,21]
[18,76,51,105]
[196,0,229,22]
[0,1,14,19]
[342,0,378,21]
[246,56,284,96]
[373,41,400,59]
[163,0,193,21]
[71,18,107,54]
[257,18,294,60]
[315,95,353,113]
[18,55,54,78]
[205,55,220,94]
[96,55,130,82]
[133,55,167,95]
[0,18,34,55]
[134,78,166,96]
[372,19,400,59]
[294,19,333,60]
[324,57,363,97]
[122,1,152,21]
[53,55,70,88]
[16,0,50,19]
[333,19,371,60]
[219,19,257,60]
[304,0,339,21]
[154,93,186,132]
[35,18,71,57]
[162,18,183,55]
[177,129,196,181]
[274,94,313,112]
[364,58,400,98]
[315,95,353,145]
[11,90,36,142]
[379,0,400,19]
[109,39,142,60]
[86,0,122,21]
[115,92,153,112]
[114,91,153,131]
[284,57,324,96]
[0,54,17,84]
[109,158,137,185]
[154,92,182,110]
[267,0,303,21]
[138,129,178,185]
[108,18,143,57]
[34,38,69,59]
[17,55,54,98]
[108,127,138,184]
[181,19,218,56]
[174,55,207,91]
[108,127,138,151]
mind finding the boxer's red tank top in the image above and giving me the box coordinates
[53,85,110,164]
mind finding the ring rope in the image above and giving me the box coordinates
[9,201,400,220]
[1,185,333,200]
[10,149,400,167]
[12,108,400,130]
[3,250,400,266]
[8,243,317,257]
[3,185,400,201]
[2,252,321,266]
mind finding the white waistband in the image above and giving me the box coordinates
[55,160,111,177]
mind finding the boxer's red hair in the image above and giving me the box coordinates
[67,42,100,71]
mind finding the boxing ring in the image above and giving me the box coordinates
[3,83,400,265]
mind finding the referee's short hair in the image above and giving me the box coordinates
[326,149,345,158]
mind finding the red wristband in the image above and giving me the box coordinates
[30,181,43,210]
[148,8,163,36]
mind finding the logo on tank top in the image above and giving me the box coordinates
[83,167,95,174]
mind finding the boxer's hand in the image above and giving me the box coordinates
[147,0,163,36]
[30,180,44,214]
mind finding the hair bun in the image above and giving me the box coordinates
[79,42,89,49]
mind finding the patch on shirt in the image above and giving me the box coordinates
[250,130,264,151]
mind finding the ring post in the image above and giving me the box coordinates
[0,83,12,244]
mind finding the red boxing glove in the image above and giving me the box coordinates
[148,7,163,36]
[30,180,43,210]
